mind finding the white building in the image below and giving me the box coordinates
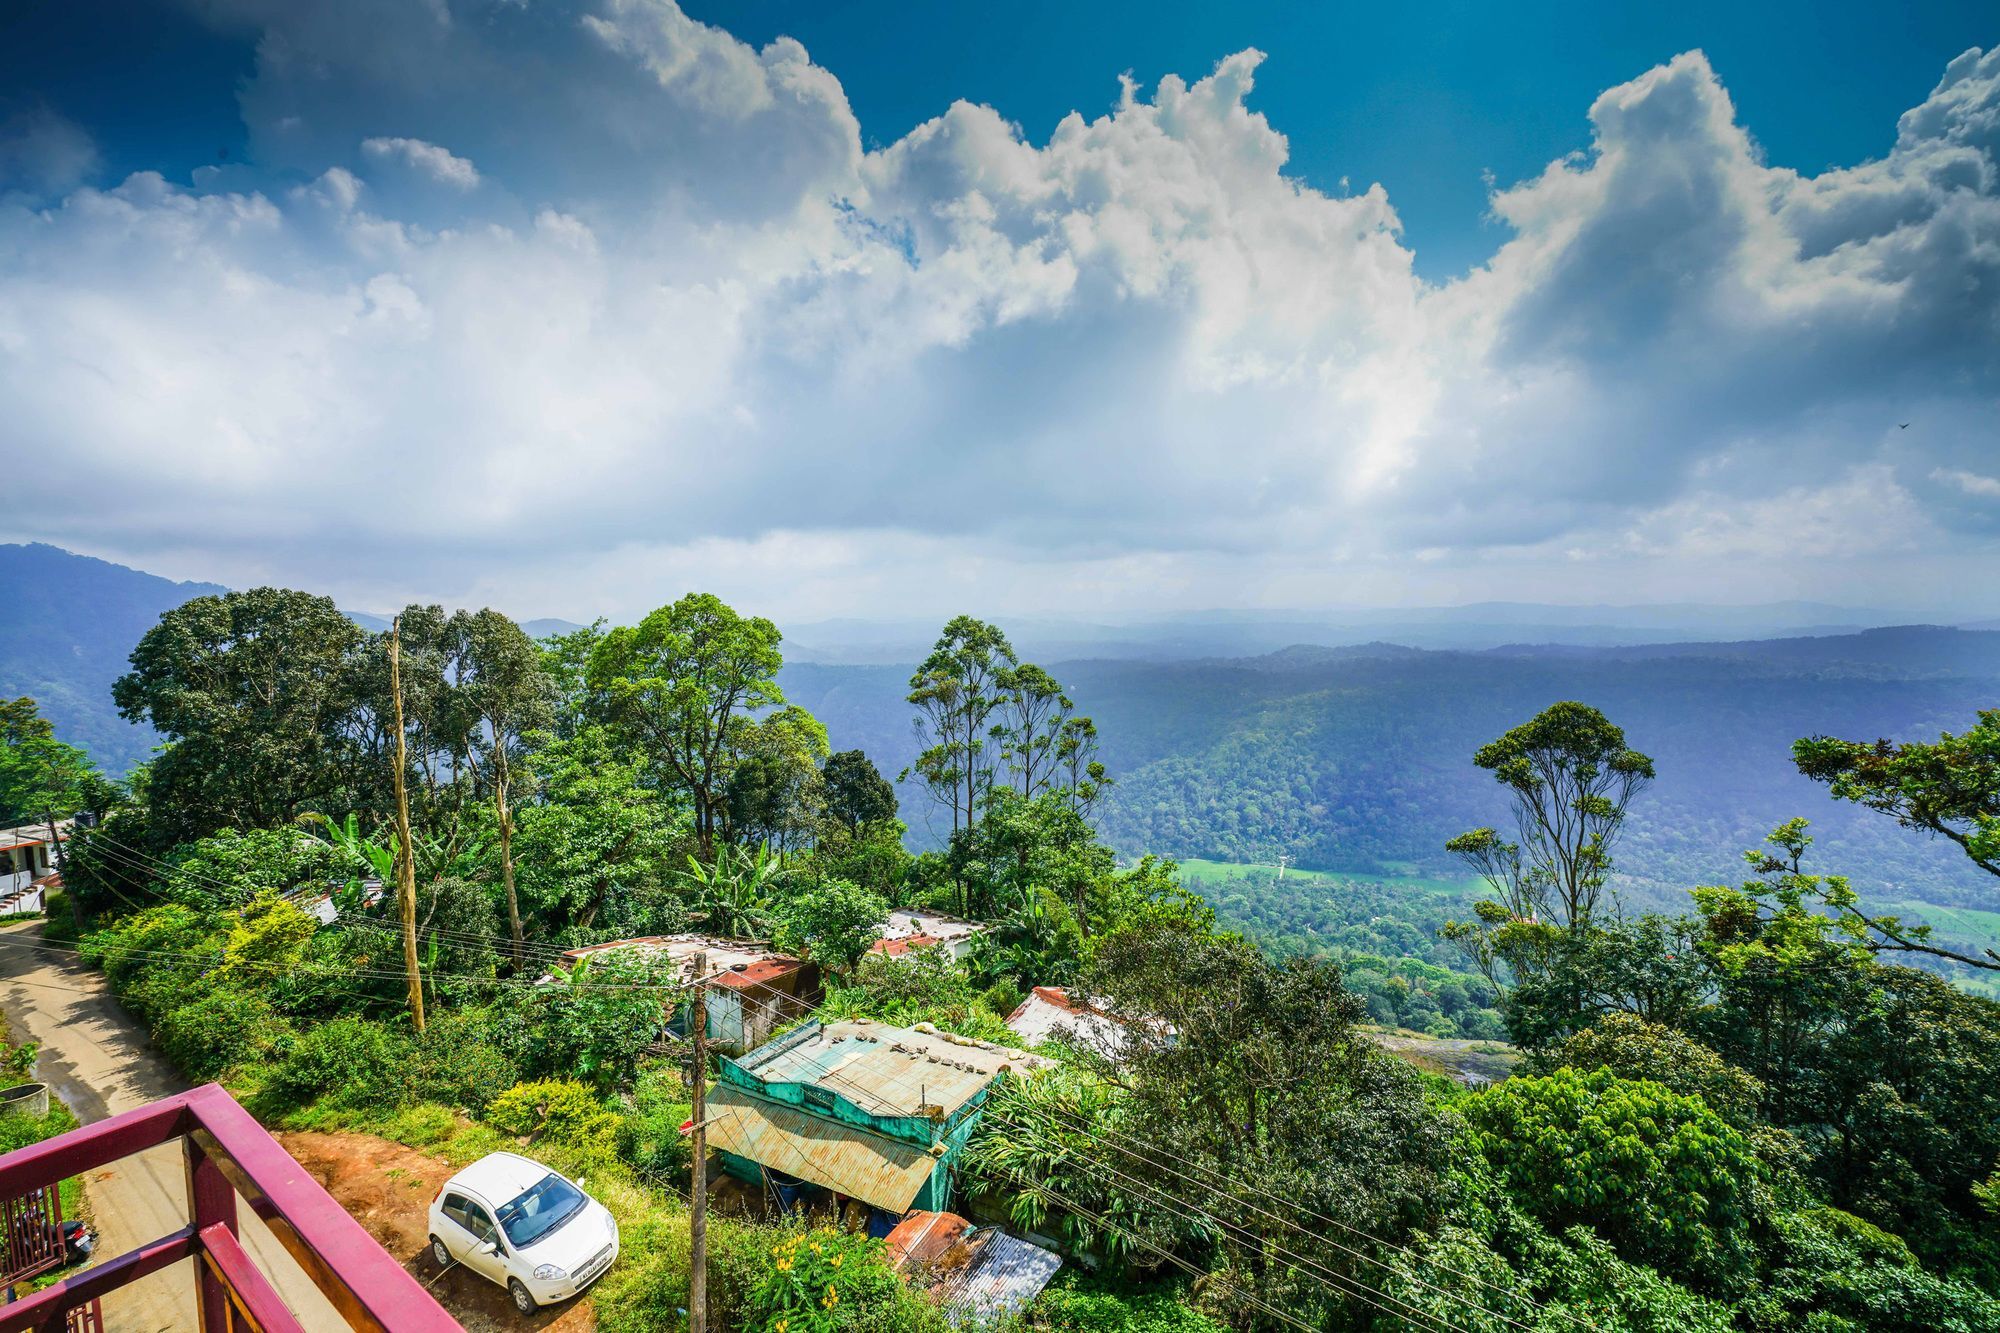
[869,910,988,964]
[1004,986,1133,1062]
[0,821,66,916]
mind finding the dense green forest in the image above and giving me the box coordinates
[781,631,2000,911]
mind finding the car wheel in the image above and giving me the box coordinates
[509,1279,538,1314]
[430,1236,451,1269]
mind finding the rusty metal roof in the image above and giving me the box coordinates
[704,1083,943,1213]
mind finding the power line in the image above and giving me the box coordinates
[719,965,1568,1332]
[717,994,1469,1333]
[74,828,1566,1327]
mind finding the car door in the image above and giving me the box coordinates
[440,1193,508,1282]
[457,1199,511,1283]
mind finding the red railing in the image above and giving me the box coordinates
[0,1084,461,1332]
[0,1182,63,1286]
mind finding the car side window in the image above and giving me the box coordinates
[441,1193,472,1230]
[463,1203,500,1246]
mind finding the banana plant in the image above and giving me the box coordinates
[677,840,788,938]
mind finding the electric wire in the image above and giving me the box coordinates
[70,829,1569,1326]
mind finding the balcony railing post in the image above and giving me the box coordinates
[185,1136,239,1333]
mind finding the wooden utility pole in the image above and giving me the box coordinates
[389,617,426,1033]
[689,950,708,1333]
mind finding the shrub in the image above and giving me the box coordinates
[0,1104,79,1155]
[155,988,294,1082]
[1028,1280,1229,1331]
[1463,1067,1764,1291]
[486,1080,622,1165]
[413,1010,520,1112]
[616,1062,693,1182]
[980,980,1024,1017]
[743,1226,920,1333]
[506,948,675,1090]
[266,1017,411,1109]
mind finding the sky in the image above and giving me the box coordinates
[0,0,1996,622]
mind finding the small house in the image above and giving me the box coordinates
[552,934,821,1054]
[1004,986,1133,1062]
[0,822,66,917]
[705,1019,1047,1216]
[869,910,988,964]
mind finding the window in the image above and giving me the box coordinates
[497,1174,585,1250]
[443,1194,497,1245]
[463,1204,499,1246]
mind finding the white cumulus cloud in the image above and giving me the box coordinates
[0,1,1994,621]
[361,136,481,189]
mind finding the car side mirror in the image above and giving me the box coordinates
[478,1239,499,1256]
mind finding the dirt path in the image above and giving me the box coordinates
[276,1131,594,1333]
[0,922,343,1330]
[1366,1027,1519,1086]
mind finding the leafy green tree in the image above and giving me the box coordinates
[1464,1067,1764,1291]
[723,706,830,850]
[1789,711,2000,969]
[1444,702,1655,996]
[1054,713,1111,818]
[905,616,1016,837]
[512,727,684,934]
[538,619,607,741]
[949,788,1108,921]
[587,593,788,855]
[1795,708,2000,883]
[1527,1013,1762,1128]
[1499,913,1713,1050]
[0,697,109,922]
[994,662,1069,797]
[821,750,896,834]
[112,588,366,847]
[460,608,555,959]
[1087,920,1460,1324]
[1745,1206,2000,1333]
[769,878,888,975]
[678,841,787,938]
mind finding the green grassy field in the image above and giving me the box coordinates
[1168,856,1484,897]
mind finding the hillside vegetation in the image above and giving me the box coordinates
[783,630,2000,907]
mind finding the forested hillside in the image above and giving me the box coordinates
[782,629,2000,907]
[7,544,1994,912]
[0,544,225,773]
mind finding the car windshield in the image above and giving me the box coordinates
[497,1173,587,1250]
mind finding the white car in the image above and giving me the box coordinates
[427,1152,620,1314]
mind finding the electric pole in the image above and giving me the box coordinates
[689,949,708,1333]
[389,617,425,1033]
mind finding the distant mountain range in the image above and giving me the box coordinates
[0,544,580,773]
[5,545,1996,920]
[780,601,1934,663]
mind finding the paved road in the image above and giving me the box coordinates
[0,921,348,1331]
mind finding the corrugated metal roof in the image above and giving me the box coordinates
[703,1083,942,1213]
[735,1020,1043,1119]
[1004,988,1132,1058]
[933,1230,1062,1326]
